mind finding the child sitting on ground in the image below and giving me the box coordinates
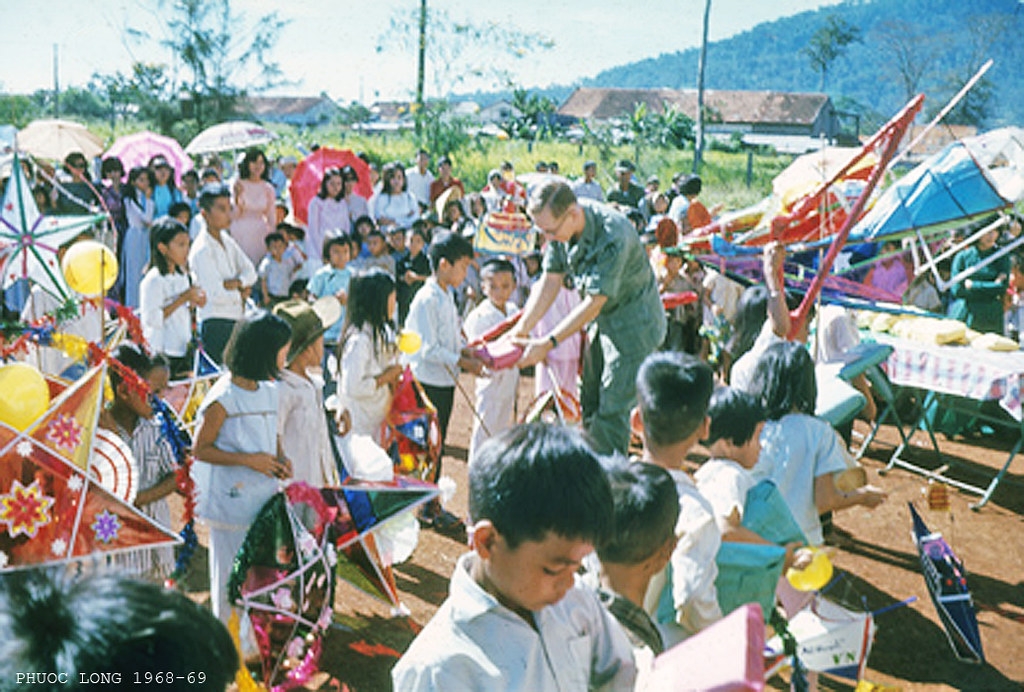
[463,257,520,465]
[633,351,721,646]
[749,342,887,546]
[392,423,636,691]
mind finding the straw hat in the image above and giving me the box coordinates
[272,297,341,366]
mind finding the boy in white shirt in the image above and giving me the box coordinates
[464,257,520,465]
[632,352,721,647]
[392,424,636,692]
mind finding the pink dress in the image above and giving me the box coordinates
[231,179,276,265]
[532,287,582,398]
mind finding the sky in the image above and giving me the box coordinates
[1,0,843,104]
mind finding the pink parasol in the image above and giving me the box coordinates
[105,131,193,185]
[289,148,373,226]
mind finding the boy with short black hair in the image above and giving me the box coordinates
[258,231,299,307]
[308,235,352,375]
[189,183,258,364]
[392,423,636,691]
[633,351,721,646]
[464,257,520,464]
[362,227,396,277]
[594,457,679,663]
[404,230,485,530]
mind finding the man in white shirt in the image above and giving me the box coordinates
[188,184,258,363]
[404,149,434,210]
[572,160,605,202]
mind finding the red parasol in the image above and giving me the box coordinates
[289,149,373,226]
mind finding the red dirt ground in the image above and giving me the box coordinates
[189,372,1024,691]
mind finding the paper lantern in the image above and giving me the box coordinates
[397,330,422,355]
[0,363,51,431]
[787,548,834,592]
[60,240,118,296]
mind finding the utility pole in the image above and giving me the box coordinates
[693,0,711,173]
[415,0,427,137]
[53,43,60,118]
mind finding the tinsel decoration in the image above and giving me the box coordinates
[151,396,199,587]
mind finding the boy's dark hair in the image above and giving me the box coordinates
[365,228,385,241]
[705,387,767,447]
[409,227,429,245]
[288,278,308,298]
[278,222,304,241]
[149,217,190,275]
[264,231,286,248]
[181,169,199,183]
[598,458,679,565]
[168,201,192,221]
[223,309,292,381]
[109,342,166,391]
[749,341,816,421]
[470,423,614,549]
[427,230,474,273]
[636,351,714,448]
[323,234,352,262]
[198,183,230,211]
[352,215,376,239]
[200,167,220,182]
[680,175,702,197]
[0,570,237,692]
[480,256,516,280]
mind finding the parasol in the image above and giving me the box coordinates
[104,130,193,185]
[289,148,373,226]
[18,119,104,161]
[184,121,277,156]
[0,153,106,301]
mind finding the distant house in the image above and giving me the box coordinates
[369,101,413,124]
[240,96,340,127]
[478,100,522,125]
[558,87,841,150]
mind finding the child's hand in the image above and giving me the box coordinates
[335,408,352,436]
[784,543,812,572]
[458,352,485,376]
[763,241,785,290]
[247,453,291,479]
[376,364,404,388]
[334,290,347,305]
[188,285,207,307]
[856,484,887,509]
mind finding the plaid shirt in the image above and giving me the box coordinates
[598,587,665,655]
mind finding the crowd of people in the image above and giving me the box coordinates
[6,138,1021,690]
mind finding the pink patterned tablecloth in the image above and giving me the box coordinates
[875,334,1024,421]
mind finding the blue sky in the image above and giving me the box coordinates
[2,0,842,103]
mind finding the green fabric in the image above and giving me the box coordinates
[949,245,1009,333]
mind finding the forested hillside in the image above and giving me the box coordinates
[583,0,1023,128]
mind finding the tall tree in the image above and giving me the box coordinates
[802,14,862,91]
[874,20,936,103]
[159,0,288,128]
[378,7,553,100]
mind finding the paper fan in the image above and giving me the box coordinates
[89,428,137,505]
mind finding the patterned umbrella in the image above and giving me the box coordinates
[105,131,193,185]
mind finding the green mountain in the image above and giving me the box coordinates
[582,0,1023,128]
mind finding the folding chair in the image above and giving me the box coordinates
[857,364,941,463]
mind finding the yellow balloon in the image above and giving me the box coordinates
[786,548,834,592]
[0,363,51,431]
[60,240,118,296]
[397,330,422,355]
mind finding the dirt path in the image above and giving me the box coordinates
[204,372,1024,690]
